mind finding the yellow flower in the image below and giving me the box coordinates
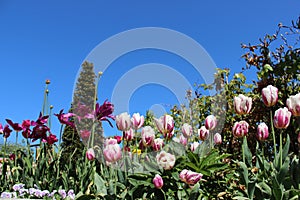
[132,149,142,155]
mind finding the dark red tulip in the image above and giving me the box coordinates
[95,100,115,127]
[6,119,22,132]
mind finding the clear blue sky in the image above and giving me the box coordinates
[0,1,299,143]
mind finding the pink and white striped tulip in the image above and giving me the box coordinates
[103,144,122,163]
[180,134,188,146]
[190,142,200,152]
[152,138,164,151]
[262,85,278,107]
[234,94,252,115]
[257,122,269,141]
[131,113,144,129]
[86,148,95,161]
[274,107,291,129]
[182,123,193,138]
[214,133,222,145]
[155,115,174,139]
[153,174,164,189]
[179,169,203,185]
[156,151,176,170]
[198,126,209,141]
[124,128,135,141]
[286,93,300,116]
[232,121,249,138]
[141,126,155,147]
[205,115,217,130]
[116,112,131,131]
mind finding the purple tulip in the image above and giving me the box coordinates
[95,100,115,127]
[131,113,144,129]
[232,121,249,138]
[234,94,252,115]
[153,174,164,189]
[116,112,131,131]
[274,107,291,129]
[257,122,269,141]
[205,115,217,130]
[198,126,209,141]
[286,93,300,116]
[262,85,278,107]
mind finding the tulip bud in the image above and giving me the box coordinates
[286,93,300,116]
[86,148,95,161]
[214,133,222,145]
[262,85,278,107]
[274,107,291,129]
[141,126,155,147]
[205,115,217,130]
[103,144,122,163]
[131,113,144,129]
[190,142,199,152]
[257,122,269,141]
[182,123,193,138]
[198,126,209,141]
[153,174,163,189]
[116,112,131,131]
[45,79,50,84]
[156,151,176,170]
[234,94,252,115]
[124,128,134,141]
[232,121,249,138]
[152,138,164,151]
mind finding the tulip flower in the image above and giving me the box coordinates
[198,126,209,141]
[179,134,188,146]
[3,125,12,138]
[155,115,174,139]
[114,135,122,144]
[94,100,115,127]
[103,144,122,163]
[257,122,269,141]
[43,133,58,145]
[190,142,199,152]
[234,94,252,115]
[141,126,155,147]
[232,121,249,138]
[124,128,134,141]
[30,124,50,142]
[273,107,291,129]
[262,85,278,107]
[156,151,176,170]
[86,148,95,161]
[153,174,164,189]
[0,123,3,134]
[116,112,131,131]
[104,138,118,146]
[205,115,217,130]
[131,113,144,129]
[182,123,193,138]
[32,112,49,125]
[54,109,75,128]
[152,138,164,151]
[80,130,90,140]
[214,133,222,144]
[179,169,203,185]
[179,169,189,183]
[286,93,300,116]
[5,119,22,132]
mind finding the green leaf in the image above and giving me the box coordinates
[94,172,107,196]
[242,137,252,167]
[256,181,272,196]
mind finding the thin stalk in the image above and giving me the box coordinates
[279,131,283,168]
[270,110,277,158]
[15,131,18,166]
[59,125,63,145]
[242,137,246,163]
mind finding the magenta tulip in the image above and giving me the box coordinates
[94,100,115,127]
[153,174,164,189]
[205,115,217,130]
[5,119,22,132]
[234,94,252,115]
[262,85,278,107]
[274,107,291,129]
[257,122,269,141]
[198,126,209,141]
[232,121,249,138]
[156,151,176,170]
[286,93,300,116]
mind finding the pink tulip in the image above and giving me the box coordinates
[190,142,199,152]
[179,134,188,146]
[262,85,278,107]
[286,93,300,116]
[141,126,155,147]
[155,115,174,139]
[152,138,164,151]
[116,112,131,131]
[214,133,222,144]
[86,148,95,161]
[205,115,217,130]
[80,130,90,140]
[179,169,203,185]
[124,128,134,141]
[103,144,122,163]
[156,151,176,170]
[234,94,252,115]
[131,113,144,129]
[104,138,118,146]
[182,123,193,138]
[274,107,291,129]
[153,174,164,189]
[232,121,249,138]
[257,122,269,141]
[198,126,209,141]
[179,169,189,182]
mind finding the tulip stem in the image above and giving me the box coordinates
[242,137,245,164]
[270,110,277,159]
[59,125,63,145]
[279,131,283,168]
